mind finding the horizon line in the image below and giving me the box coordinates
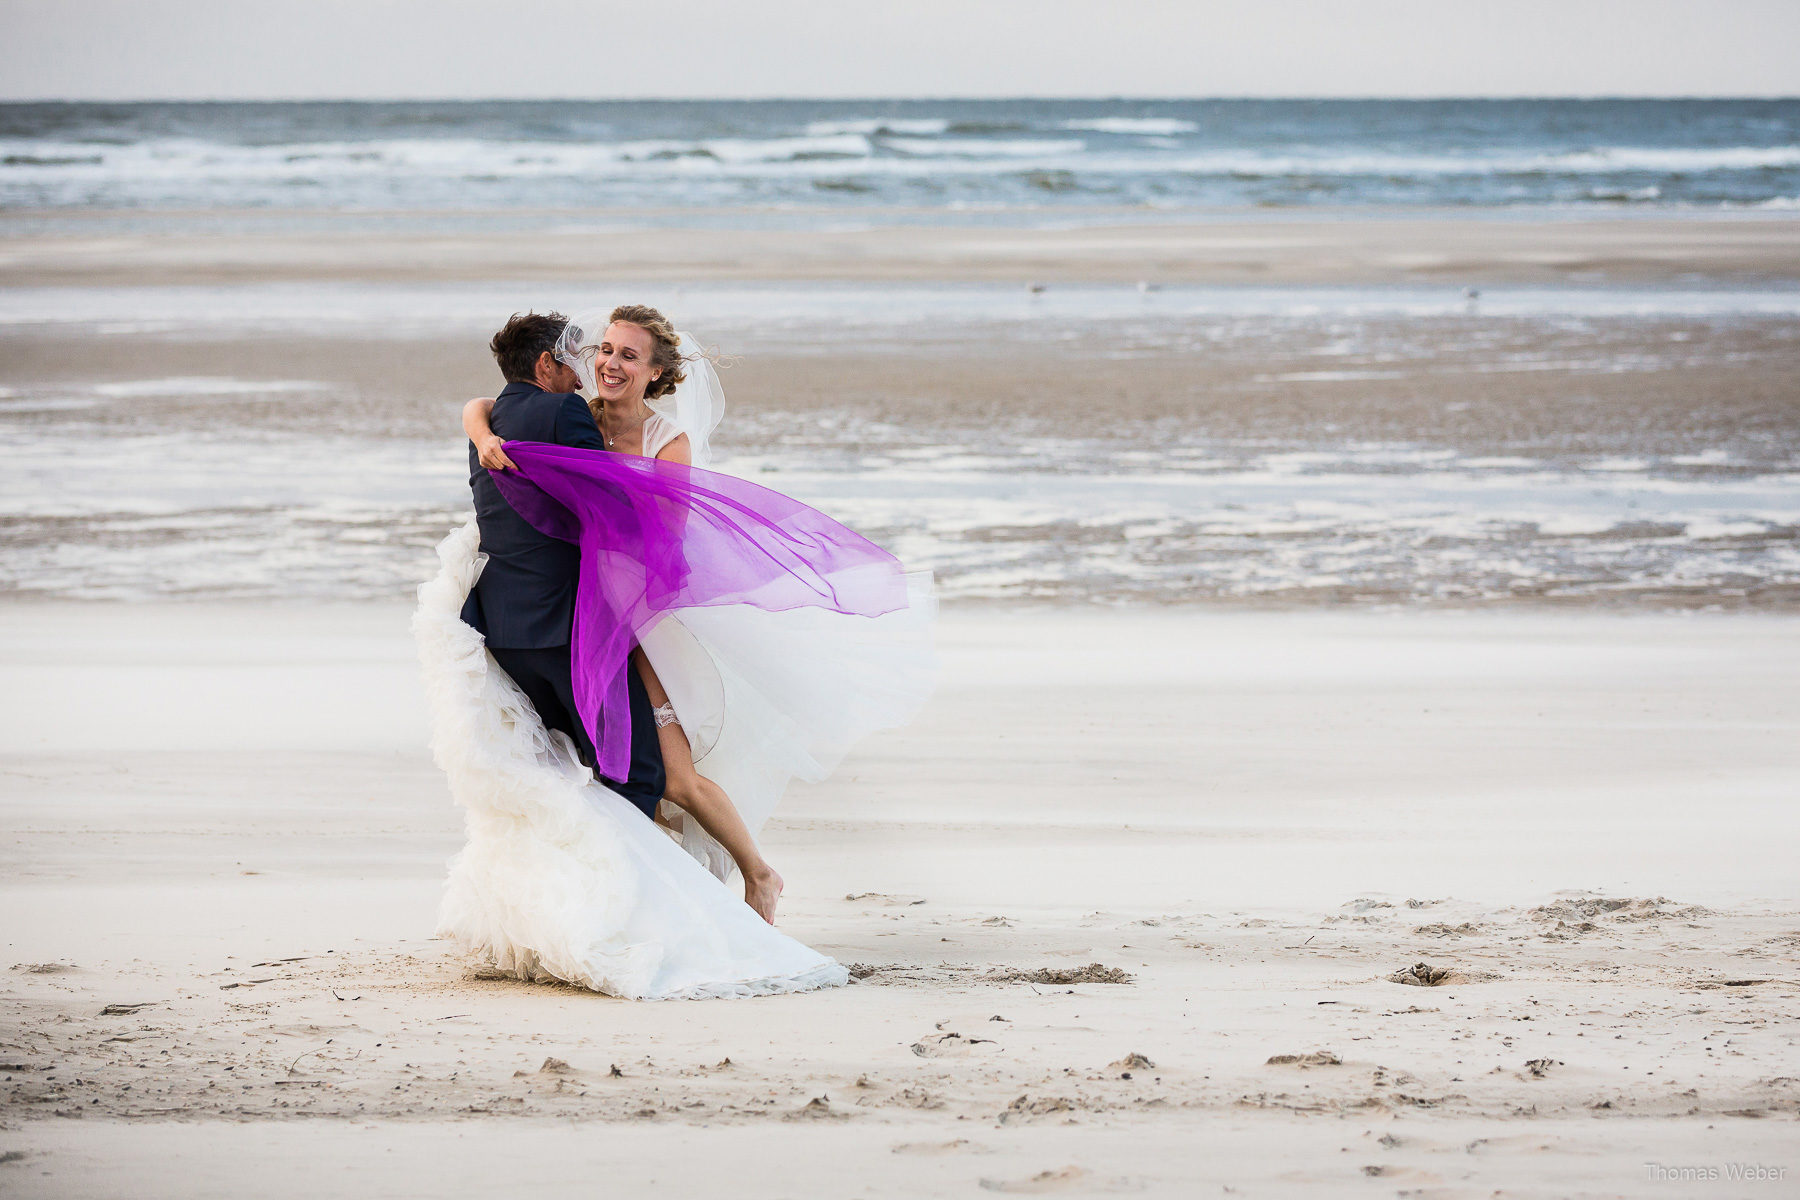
[4,94,1799,105]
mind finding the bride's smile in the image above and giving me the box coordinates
[593,321,661,402]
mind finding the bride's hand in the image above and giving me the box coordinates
[476,434,517,472]
[462,396,512,469]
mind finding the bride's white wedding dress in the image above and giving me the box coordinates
[414,401,935,1000]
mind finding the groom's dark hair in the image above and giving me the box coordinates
[490,311,569,384]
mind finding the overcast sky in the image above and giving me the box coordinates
[3,0,1797,101]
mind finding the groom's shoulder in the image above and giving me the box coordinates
[492,381,599,447]
[494,381,571,421]
[535,388,590,422]
[493,379,544,408]
[547,391,604,449]
[496,381,581,411]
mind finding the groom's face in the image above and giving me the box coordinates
[534,351,581,394]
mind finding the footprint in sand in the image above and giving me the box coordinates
[891,1139,991,1156]
[911,1031,1000,1058]
[1266,1050,1342,1067]
[978,1166,1117,1193]
[984,963,1133,985]
[844,892,927,906]
[1109,1052,1156,1079]
[266,1022,369,1038]
[1388,961,1491,987]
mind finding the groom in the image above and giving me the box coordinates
[459,311,666,819]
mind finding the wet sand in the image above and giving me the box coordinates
[2,601,1797,1196]
[7,318,1799,461]
[6,309,1799,608]
[5,209,1798,609]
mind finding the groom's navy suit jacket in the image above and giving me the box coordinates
[460,379,604,648]
[461,379,665,817]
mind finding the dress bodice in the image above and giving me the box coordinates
[641,412,683,460]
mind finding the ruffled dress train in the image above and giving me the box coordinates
[413,518,933,999]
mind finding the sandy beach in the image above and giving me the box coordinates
[2,600,1797,1196]
[3,173,1800,1197]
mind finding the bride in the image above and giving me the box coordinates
[414,305,935,1000]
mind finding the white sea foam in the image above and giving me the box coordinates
[1063,118,1200,135]
[1264,370,1410,382]
[0,133,881,183]
[1684,518,1770,539]
[90,377,329,398]
[686,134,873,163]
[883,137,1086,159]
[1459,456,1542,469]
[1148,145,1800,178]
[804,118,952,137]
[0,396,100,413]
[5,282,1800,337]
[5,431,1795,604]
[12,136,1792,197]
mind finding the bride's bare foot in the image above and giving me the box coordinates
[744,865,784,925]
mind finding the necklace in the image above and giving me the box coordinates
[601,407,650,450]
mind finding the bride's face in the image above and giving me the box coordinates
[593,322,661,406]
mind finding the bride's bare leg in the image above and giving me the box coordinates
[630,648,784,924]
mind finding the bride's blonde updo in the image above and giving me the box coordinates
[609,304,687,402]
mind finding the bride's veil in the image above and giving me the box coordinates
[653,350,726,470]
[555,310,726,469]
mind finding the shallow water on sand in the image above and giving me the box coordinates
[1,281,1797,606]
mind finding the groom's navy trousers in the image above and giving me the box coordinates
[461,379,666,819]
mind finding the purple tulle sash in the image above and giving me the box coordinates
[489,440,910,782]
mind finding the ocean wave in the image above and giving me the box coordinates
[675,134,874,163]
[1539,145,1800,172]
[804,118,951,137]
[3,100,1798,214]
[1152,145,1800,177]
[883,137,1086,159]
[0,133,885,186]
[6,123,1800,192]
[7,135,1796,188]
[3,152,103,166]
[942,119,1033,135]
[1063,118,1199,135]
